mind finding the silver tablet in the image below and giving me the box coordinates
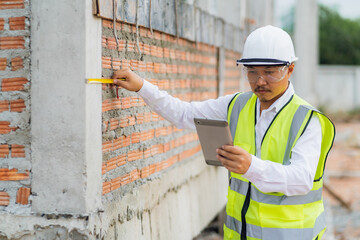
[194,118,233,166]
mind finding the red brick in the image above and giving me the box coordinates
[9,99,25,112]
[109,118,119,130]
[138,61,146,72]
[106,157,118,171]
[120,173,130,186]
[110,176,121,191]
[143,112,152,122]
[164,143,171,153]
[0,192,10,206]
[149,164,156,175]
[0,58,6,70]
[136,113,144,124]
[102,99,112,112]
[11,144,24,158]
[110,98,121,111]
[122,136,131,147]
[102,37,107,47]
[102,162,106,175]
[102,181,111,195]
[0,0,24,9]
[112,58,121,70]
[140,166,150,178]
[143,44,151,55]
[128,116,135,126]
[0,100,9,112]
[128,149,142,162]
[119,116,129,127]
[102,19,112,28]
[169,49,176,59]
[146,62,153,72]
[139,27,148,37]
[127,41,136,52]
[102,141,112,152]
[130,59,138,71]
[155,127,167,137]
[122,59,130,69]
[0,144,9,158]
[121,97,131,109]
[0,36,25,49]
[11,57,23,71]
[0,121,17,134]
[16,187,30,205]
[112,137,122,150]
[130,169,140,182]
[9,17,25,30]
[131,132,140,144]
[0,168,29,181]
[106,37,117,50]
[164,48,170,58]
[0,18,4,31]
[102,56,111,69]
[152,112,159,122]
[1,77,28,91]
[129,96,138,107]
[143,129,154,141]
[143,148,151,158]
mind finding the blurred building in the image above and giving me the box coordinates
[0,0,273,239]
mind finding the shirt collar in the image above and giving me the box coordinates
[256,81,295,113]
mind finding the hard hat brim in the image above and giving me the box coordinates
[236,58,291,66]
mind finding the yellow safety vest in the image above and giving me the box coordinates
[224,92,335,240]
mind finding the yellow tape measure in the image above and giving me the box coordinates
[87,78,125,84]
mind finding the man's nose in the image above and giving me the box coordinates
[256,75,267,85]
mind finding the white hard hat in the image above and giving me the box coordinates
[237,25,298,66]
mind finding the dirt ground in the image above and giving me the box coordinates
[322,120,360,240]
[195,120,360,240]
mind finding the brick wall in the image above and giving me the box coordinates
[0,0,31,210]
[100,20,243,198]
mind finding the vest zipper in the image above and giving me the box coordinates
[239,101,257,239]
[241,182,251,240]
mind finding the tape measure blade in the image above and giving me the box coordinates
[87,78,114,84]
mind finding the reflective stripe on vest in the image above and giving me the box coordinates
[225,211,326,240]
[230,177,323,205]
[224,92,335,240]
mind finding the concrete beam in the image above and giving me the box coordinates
[31,0,102,214]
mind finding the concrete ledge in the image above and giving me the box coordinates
[0,156,228,239]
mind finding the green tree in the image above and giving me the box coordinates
[282,4,360,65]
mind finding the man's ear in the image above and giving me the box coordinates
[287,63,295,76]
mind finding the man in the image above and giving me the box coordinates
[112,25,335,240]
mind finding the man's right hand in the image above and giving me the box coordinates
[112,68,144,92]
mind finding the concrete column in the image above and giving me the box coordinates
[31,0,102,214]
[293,0,318,103]
[355,67,360,109]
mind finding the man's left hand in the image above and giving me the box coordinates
[216,145,252,174]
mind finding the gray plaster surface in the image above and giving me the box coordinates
[30,0,102,214]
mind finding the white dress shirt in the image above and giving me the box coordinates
[137,80,322,196]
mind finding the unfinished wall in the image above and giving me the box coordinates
[0,0,273,239]
[0,0,31,211]
[99,19,232,239]
[101,20,219,196]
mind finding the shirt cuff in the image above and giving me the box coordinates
[136,79,155,98]
[242,155,266,182]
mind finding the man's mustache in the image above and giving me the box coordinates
[255,87,270,92]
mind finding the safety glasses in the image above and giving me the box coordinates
[243,65,288,83]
